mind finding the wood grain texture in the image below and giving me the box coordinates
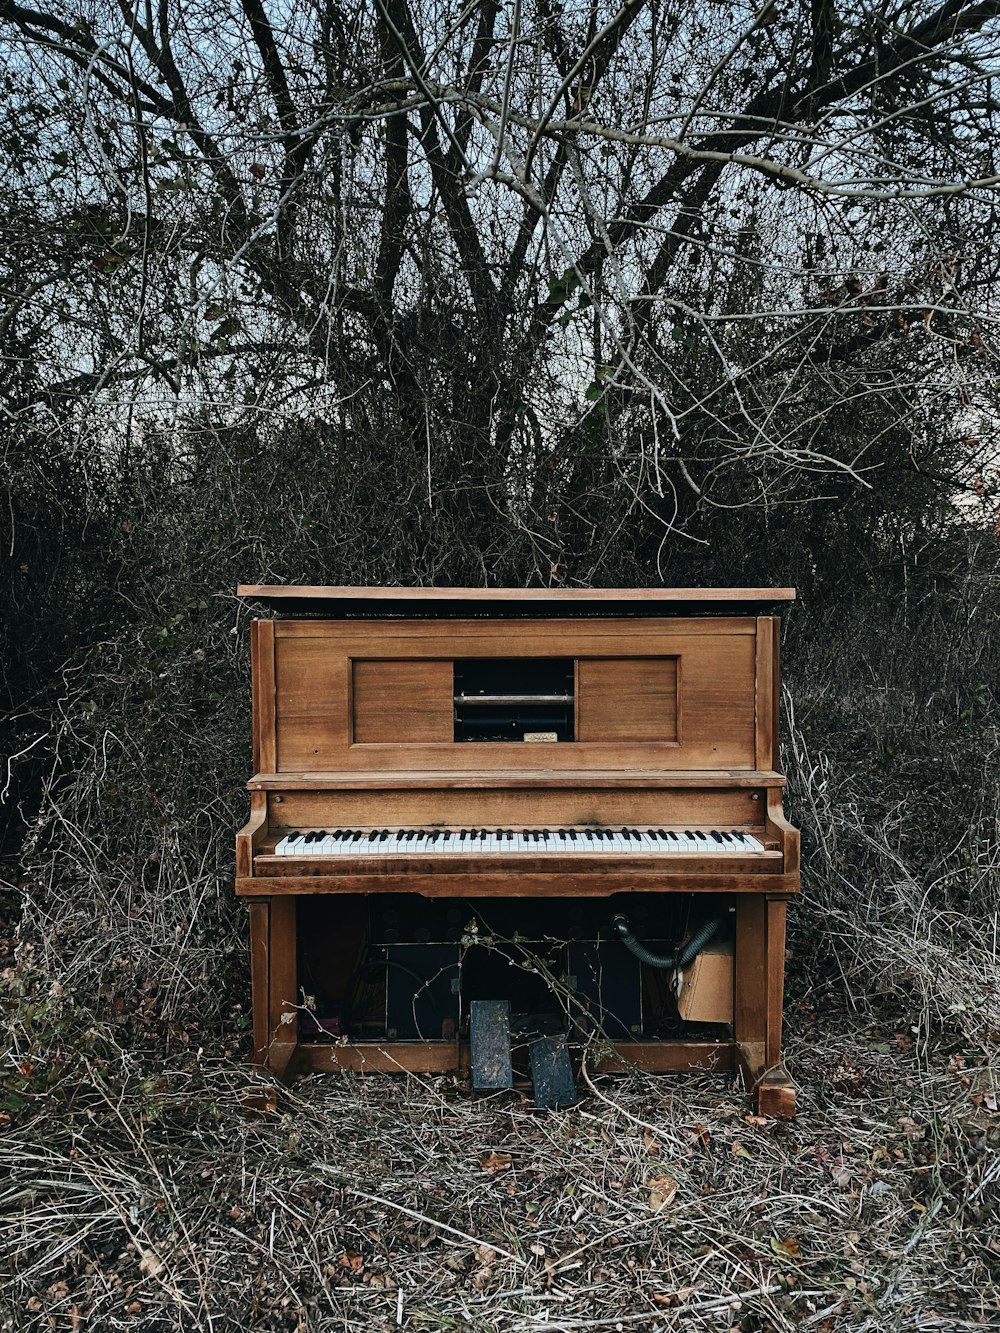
[239,585,796,604]
[236,871,800,897]
[592,1041,736,1073]
[734,896,767,1045]
[235,792,268,878]
[267,897,298,1054]
[253,850,781,876]
[766,896,788,1068]
[269,619,755,771]
[577,658,678,742]
[265,785,763,830]
[755,617,775,771]
[251,620,277,775]
[290,1039,737,1075]
[352,659,452,742]
[766,789,800,876]
[273,617,753,638]
[248,899,270,1064]
[248,770,786,790]
[736,1044,797,1118]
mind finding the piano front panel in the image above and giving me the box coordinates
[265,784,764,831]
[267,617,762,772]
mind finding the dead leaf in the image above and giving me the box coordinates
[897,1116,925,1141]
[643,1128,660,1155]
[770,1235,801,1258]
[730,1140,751,1158]
[647,1173,678,1212]
[337,1251,364,1271]
[480,1152,513,1173]
[139,1249,164,1278]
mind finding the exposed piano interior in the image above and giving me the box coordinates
[296,893,737,1046]
[235,585,800,1116]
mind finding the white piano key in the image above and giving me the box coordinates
[271,825,765,856]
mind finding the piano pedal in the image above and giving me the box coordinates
[469,1000,514,1091]
[528,1034,577,1109]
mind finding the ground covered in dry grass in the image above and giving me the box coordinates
[1,993,997,1333]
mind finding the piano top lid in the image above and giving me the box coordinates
[237,585,795,618]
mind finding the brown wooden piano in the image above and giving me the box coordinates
[235,586,800,1115]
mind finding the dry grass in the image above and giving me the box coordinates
[1,1006,997,1333]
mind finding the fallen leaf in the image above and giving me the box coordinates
[139,1249,164,1278]
[771,1235,801,1258]
[647,1174,678,1212]
[643,1128,660,1155]
[730,1140,751,1158]
[480,1152,513,1173]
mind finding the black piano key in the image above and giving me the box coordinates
[711,831,724,845]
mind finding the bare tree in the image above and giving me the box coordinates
[1,0,998,576]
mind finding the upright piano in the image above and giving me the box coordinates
[235,586,800,1115]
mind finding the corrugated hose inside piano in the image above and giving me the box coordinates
[611,913,721,970]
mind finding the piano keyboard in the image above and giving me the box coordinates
[273,828,765,856]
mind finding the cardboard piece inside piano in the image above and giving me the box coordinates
[235,586,800,1118]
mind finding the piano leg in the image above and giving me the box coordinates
[247,896,299,1080]
[734,894,796,1117]
[248,899,271,1065]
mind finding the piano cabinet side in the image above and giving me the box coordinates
[250,619,277,775]
[765,788,800,876]
[734,892,796,1117]
[247,895,298,1072]
[235,791,269,878]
